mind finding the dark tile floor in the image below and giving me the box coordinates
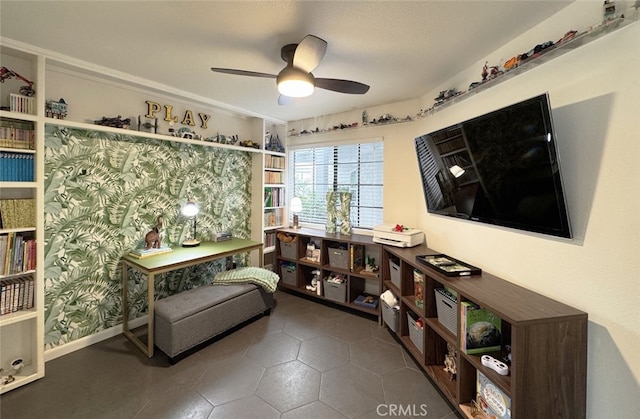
[0,291,460,419]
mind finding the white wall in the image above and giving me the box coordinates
[292,3,640,418]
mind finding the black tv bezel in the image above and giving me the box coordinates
[415,93,572,239]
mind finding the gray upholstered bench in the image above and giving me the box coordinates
[154,282,273,362]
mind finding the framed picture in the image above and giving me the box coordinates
[416,254,481,277]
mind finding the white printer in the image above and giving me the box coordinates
[373,224,424,248]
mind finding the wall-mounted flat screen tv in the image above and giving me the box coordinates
[415,93,571,238]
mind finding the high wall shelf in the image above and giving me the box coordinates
[380,244,587,418]
[275,228,382,318]
[421,15,637,116]
[0,46,45,394]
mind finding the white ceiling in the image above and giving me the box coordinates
[0,1,573,122]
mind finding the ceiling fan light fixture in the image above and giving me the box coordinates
[277,67,315,97]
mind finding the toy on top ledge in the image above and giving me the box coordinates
[0,66,36,97]
[94,115,131,129]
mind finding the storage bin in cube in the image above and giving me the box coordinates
[435,288,458,336]
[323,277,347,303]
[280,263,297,286]
[328,247,349,269]
[389,260,401,289]
[407,311,424,354]
[382,299,399,333]
[280,241,298,259]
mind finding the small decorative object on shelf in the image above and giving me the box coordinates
[481,62,503,82]
[177,127,197,139]
[364,255,378,273]
[45,98,68,119]
[265,132,285,152]
[603,0,616,20]
[433,89,462,107]
[306,269,322,294]
[144,216,163,249]
[354,294,379,309]
[0,66,35,97]
[239,139,260,149]
[413,269,424,308]
[416,254,482,277]
[94,115,131,129]
[444,343,458,381]
[304,242,321,263]
[137,115,158,133]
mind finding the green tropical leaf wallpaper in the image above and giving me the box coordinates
[44,125,253,349]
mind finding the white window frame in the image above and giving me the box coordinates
[287,137,384,231]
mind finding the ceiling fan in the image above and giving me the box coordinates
[211,35,370,105]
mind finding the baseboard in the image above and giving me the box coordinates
[44,317,147,362]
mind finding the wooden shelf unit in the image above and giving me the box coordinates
[381,244,587,418]
[275,228,382,317]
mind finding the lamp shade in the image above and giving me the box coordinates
[290,197,303,213]
[181,200,199,217]
[449,165,466,178]
[277,67,315,97]
[181,198,200,247]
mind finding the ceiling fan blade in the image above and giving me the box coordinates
[278,95,293,106]
[315,78,370,94]
[210,68,277,79]
[293,35,328,73]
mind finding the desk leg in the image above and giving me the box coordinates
[147,273,155,357]
[122,262,129,333]
[259,247,264,267]
[121,262,154,358]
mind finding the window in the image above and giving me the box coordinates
[289,141,383,229]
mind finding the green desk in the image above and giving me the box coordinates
[121,239,263,357]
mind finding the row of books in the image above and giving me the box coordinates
[0,199,35,229]
[0,152,35,182]
[264,231,276,248]
[0,233,36,276]
[9,93,35,115]
[265,154,285,169]
[0,276,35,315]
[264,208,284,227]
[264,186,285,207]
[0,119,36,149]
[264,170,283,184]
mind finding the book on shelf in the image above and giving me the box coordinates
[349,244,364,272]
[0,232,36,276]
[128,246,173,259]
[460,301,502,354]
[476,371,511,419]
[354,293,379,309]
[0,275,35,315]
[0,152,35,182]
[0,199,35,229]
[9,93,35,115]
[265,154,285,169]
[0,118,35,149]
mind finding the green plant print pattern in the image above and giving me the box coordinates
[43,125,253,349]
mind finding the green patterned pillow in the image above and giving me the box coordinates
[213,267,280,293]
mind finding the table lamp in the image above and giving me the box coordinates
[181,198,201,247]
[290,196,303,229]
